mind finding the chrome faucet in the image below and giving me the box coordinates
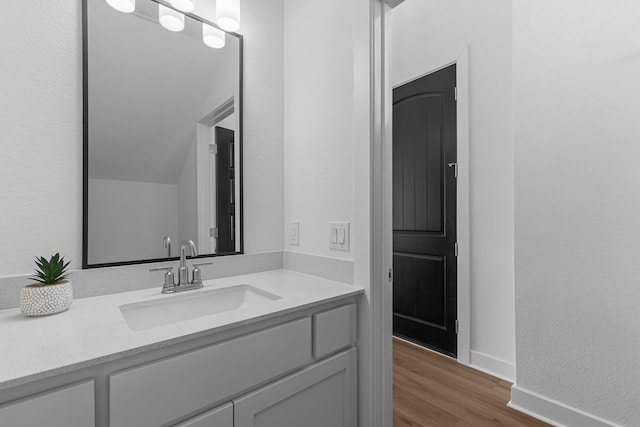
[150,240,212,294]
[178,240,197,286]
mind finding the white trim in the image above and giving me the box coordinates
[455,47,471,366]
[352,0,382,426]
[383,0,405,8]
[509,385,624,427]
[379,2,393,427]
[359,0,392,426]
[372,0,391,426]
[388,47,471,366]
[198,97,234,126]
[469,350,514,382]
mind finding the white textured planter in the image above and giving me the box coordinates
[20,281,73,317]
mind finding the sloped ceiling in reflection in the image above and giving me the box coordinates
[88,0,239,185]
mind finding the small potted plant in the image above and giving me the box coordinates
[21,253,73,317]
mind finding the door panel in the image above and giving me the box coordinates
[392,64,457,357]
[393,253,446,328]
[394,94,443,233]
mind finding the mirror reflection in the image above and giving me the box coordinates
[84,0,242,267]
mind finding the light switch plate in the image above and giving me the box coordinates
[290,221,300,246]
[329,222,350,251]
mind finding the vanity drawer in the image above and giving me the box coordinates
[0,380,95,427]
[174,402,233,427]
[313,304,356,359]
[110,318,312,427]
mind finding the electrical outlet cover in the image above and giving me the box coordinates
[290,221,300,246]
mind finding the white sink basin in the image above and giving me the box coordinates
[120,284,281,331]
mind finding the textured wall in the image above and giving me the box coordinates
[241,0,285,254]
[514,1,640,425]
[0,1,82,276]
[391,0,515,373]
[88,179,179,264]
[283,0,354,260]
[0,0,284,277]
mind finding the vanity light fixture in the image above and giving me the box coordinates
[159,4,185,32]
[203,23,226,49]
[106,0,135,13]
[169,0,196,13]
[216,0,240,32]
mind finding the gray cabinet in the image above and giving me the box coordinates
[174,403,233,427]
[0,301,357,427]
[110,318,311,427]
[234,349,357,427]
[313,304,356,359]
[0,380,95,427]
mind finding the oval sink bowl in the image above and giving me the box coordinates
[120,284,281,331]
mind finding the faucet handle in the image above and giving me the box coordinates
[150,266,174,272]
[191,262,212,285]
[150,266,175,290]
[192,262,213,268]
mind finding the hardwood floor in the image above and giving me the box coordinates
[393,337,550,427]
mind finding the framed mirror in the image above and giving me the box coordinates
[83,0,243,268]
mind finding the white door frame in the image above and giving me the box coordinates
[390,50,471,365]
[196,97,235,255]
[370,2,472,424]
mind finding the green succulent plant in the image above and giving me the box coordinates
[30,253,71,286]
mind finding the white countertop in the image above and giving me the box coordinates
[0,269,363,390]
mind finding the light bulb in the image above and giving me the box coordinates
[159,4,185,32]
[216,0,240,32]
[169,0,195,13]
[106,0,135,13]
[203,23,225,49]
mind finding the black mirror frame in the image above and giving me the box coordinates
[81,0,244,269]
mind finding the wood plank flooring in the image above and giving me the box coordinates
[393,337,551,427]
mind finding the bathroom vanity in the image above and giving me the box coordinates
[0,2,364,425]
[0,270,362,427]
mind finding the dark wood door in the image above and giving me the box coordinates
[215,126,235,254]
[392,64,457,357]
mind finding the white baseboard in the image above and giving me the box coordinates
[508,385,624,427]
[469,350,515,382]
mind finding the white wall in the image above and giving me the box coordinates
[88,179,179,264]
[283,0,354,260]
[0,0,284,277]
[242,0,284,254]
[391,0,515,374]
[513,1,640,425]
[0,1,81,275]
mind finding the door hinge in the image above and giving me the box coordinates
[209,143,217,155]
[454,242,459,257]
[448,162,458,178]
[455,319,459,334]
[454,86,457,101]
[388,268,393,283]
[210,228,218,238]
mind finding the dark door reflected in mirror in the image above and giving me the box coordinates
[83,0,243,267]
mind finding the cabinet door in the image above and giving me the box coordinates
[0,380,95,427]
[234,349,356,427]
[110,318,311,427]
[173,402,233,427]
